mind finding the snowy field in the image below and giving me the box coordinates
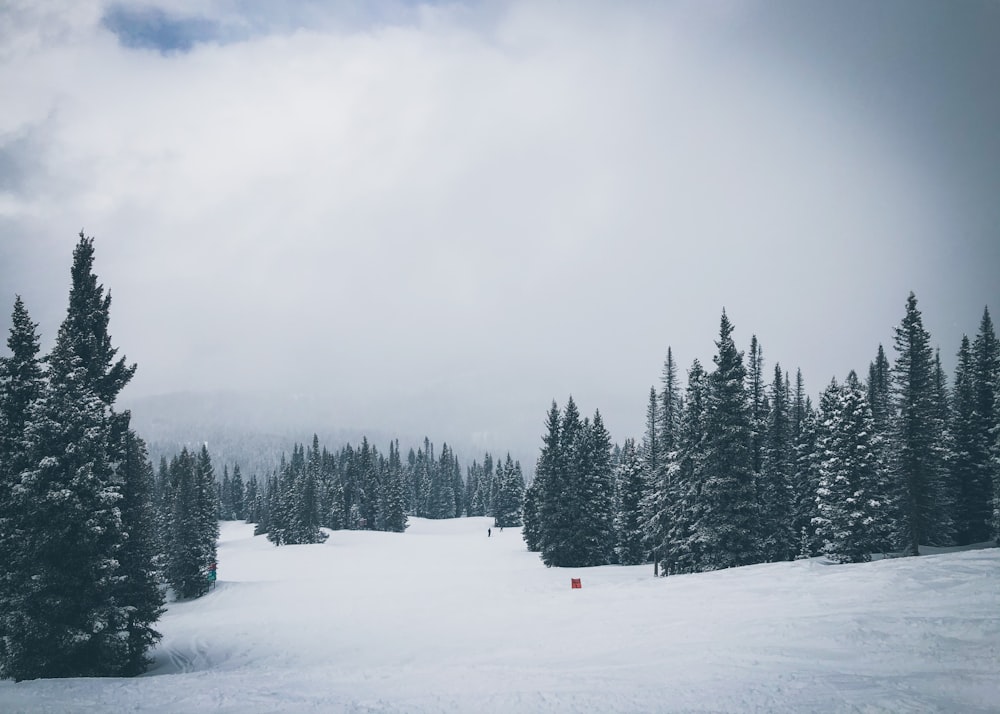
[1,518,998,713]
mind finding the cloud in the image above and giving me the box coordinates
[101,4,221,53]
[1,1,997,459]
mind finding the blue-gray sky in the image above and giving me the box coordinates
[1,0,998,460]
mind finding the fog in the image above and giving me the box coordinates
[2,0,998,462]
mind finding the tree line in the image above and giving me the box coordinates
[208,435,525,545]
[524,295,999,569]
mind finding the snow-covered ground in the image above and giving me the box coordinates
[2,518,998,713]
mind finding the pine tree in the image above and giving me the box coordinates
[614,439,646,565]
[167,450,205,596]
[539,399,582,567]
[114,428,165,675]
[521,476,543,551]
[867,344,893,435]
[698,311,758,569]
[287,437,327,544]
[951,335,981,544]
[759,363,794,561]
[642,386,659,477]
[0,297,45,677]
[429,443,457,518]
[927,350,956,545]
[791,397,822,557]
[231,464,245,520]
[195,446,220,568]
[560,410,615,566]
[466,461,485,517]
[813,373,890,563]
[891,293,944,555]
[220,465,233,520]
[382,440,408,532]
[0,297,43,479]
[493,454,525,528]
[971,308,999,543]
[747,335,768,478]
[154,457,173,555]
[1,234,154,679]
[643,348,682,572]
[659,347,682,461]
[665,360,708,574]
[4,333,128,679]
[244,472,259,524]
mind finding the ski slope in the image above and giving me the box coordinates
[2,517,998,713]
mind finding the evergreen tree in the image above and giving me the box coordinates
[664,360,708,574]
[0,297,45,674]
[791,369,808,443]
[642,386,659,477]
[114,429,165,675]
[891,293,945,555]
[867,344,893,435]
[614,439,646,565]
[971,308,999,543]
[244,473,259,524]
[466,461,485,517]
[195,445,220,568]
[747,335,768,478]
[219,465,233,519]
[521,475,543,551]
[167,449,206,596]
[0,297,43,479]
[951,335,982,544]
[538,399,581,566]
[451,454,465,518]
[4,330,127,679]
[493,454,525,528]
[927,350,957,545]
[791,397,822,557]
[382,440,408,532]
[2,234,153,679]
[231,464,245,520]
[659,347,683,461]
[759,363,794,562]
[698,311,758,569]
[551,409,616,567]
[643,347,682,571]
[154,457,173,557]
[429,443,457,518]
[813,373,890,563]
[287,437,327,544]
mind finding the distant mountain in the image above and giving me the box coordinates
[121,390,532,478]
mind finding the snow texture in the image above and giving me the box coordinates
[1,518,998,712]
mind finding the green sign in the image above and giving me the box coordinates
[207,570,217,582]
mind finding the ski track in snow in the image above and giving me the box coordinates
[1,518,998,713]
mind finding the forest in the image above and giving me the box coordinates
[1,234,997,681]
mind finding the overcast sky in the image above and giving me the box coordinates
[1,0,998,460]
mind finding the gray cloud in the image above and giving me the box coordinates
[1,0,997,462]
[101,4,221,54]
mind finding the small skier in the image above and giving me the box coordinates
[488,528,492,537]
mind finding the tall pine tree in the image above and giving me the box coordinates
[2,234,144,679]
[891,293,944,555]
[698,311,758,569]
